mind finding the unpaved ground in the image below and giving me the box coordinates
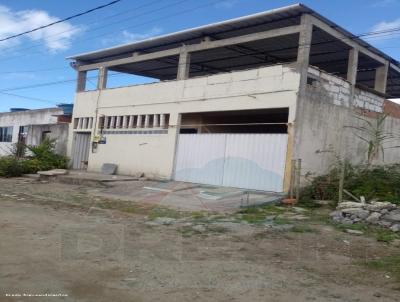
[0,178,399,302]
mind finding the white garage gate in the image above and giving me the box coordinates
[174,133,288,192]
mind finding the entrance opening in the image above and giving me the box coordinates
[179,108,288,134]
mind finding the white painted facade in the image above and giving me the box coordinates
[68,5,400,192]
[0,108,68,156]
[69,64,300,179]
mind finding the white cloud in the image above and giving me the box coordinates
[0,5,81,52]
[101,27,163,46]
[214,0,238,9]
[0,72,38,80]
[122,27,163,43]
[371,0,399,7]
[369,18,400,42]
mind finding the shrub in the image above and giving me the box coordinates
[0,156,24,177]
[0,138,69,177]
[20,158,43,174]
[300,163,400,205]
[26,138,68,170]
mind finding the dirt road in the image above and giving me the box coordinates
[0,178,399,301]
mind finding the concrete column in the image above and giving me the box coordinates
[160,114,166,128]
[144,115,150,128]
[110,116,115,128]
[347,48,359,85]
[177,46,191,80]
[375,61,389,93]
[153,114,159,128]
[128,115,135,128]
[97,67,108,90]
[137,115,143,128]
[116,116,121,128]
[292,14,313,163]
[347,48,359,108]
[88,118,93,129]
[76,71,87,92]
[297,14,313,82]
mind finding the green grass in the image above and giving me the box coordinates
[364,255,400,280]
[290,224,318,233]
[331,221,400,243]
[374,229,400,243]
[273,217,292,225]
[148,207,187,220]
[236,204,286,224]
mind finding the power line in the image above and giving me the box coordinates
[0,91,59,104]
[0,0,163,55]
[0,0,122,42]
[0,67,67,75]
[0,0,202,63]
[1,3,400,94]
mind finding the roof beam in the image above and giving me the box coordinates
[309,15,386,65]
[390,63,400,74]
[77,25,301,71]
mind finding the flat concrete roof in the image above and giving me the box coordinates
[67,3,399,68]
[0,107,61,117]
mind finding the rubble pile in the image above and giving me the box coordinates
[330,201,400,232]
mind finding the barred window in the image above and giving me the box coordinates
[0,126,13,142]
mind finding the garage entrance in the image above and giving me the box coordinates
[174,109,289,192]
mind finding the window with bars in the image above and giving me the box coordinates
[0,126,13,142]
[102,114,170,130]
[73,117,94,130]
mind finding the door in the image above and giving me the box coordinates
[72,133,91,170]
[174,134,288,192]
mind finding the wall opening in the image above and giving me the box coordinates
[180,108,288,134]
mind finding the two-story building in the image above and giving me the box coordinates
[67,3,400,192]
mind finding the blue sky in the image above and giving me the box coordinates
[0,0,399,111]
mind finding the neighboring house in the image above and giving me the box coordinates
[67,3,400,192]
[0,106,73,157]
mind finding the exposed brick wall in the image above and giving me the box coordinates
[383,100,400,119]
[307,66,385,113]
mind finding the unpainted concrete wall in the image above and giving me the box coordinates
[27,124,69,155]
[295,67,400,177]
[70,64,300,177]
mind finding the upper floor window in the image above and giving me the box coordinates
[0,126,13,142]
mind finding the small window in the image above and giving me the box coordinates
[98,116,105,129]
[73,118,79,129]
[0,126,13,142]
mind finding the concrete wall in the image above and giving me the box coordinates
[28,124,69,155]
[70,64,300,177]
[0,108,67,156]
[294,67,400,177]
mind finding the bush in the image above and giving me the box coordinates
[26,138,68,170]
[300,163,400,205]
[0,138,69,177]
[0,156,24,177]
[20,158,43,174]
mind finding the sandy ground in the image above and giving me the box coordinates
[0,178,399,302]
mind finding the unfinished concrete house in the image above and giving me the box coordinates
[67,4,400,192]
[0,106,73,157]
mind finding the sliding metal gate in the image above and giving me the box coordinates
[71,133,91,170]
[174,134,288,192]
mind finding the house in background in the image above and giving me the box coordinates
[67,3,400,192]
[0,105,73,157]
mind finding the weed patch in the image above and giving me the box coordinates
[364,255,400,280]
